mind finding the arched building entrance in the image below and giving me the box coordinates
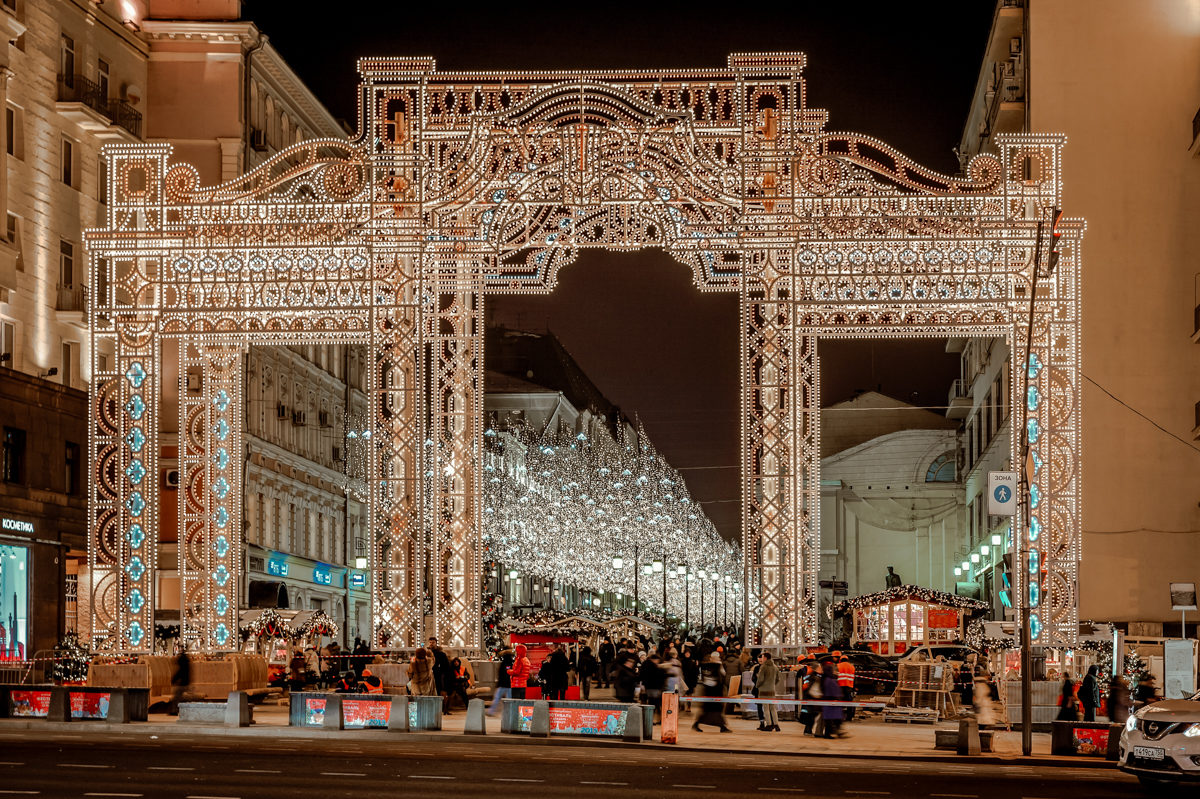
[85,53,1082,654]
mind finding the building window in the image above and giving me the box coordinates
[5,104,22,160]
[1,321,14,368]
[59,240,74,287]
[65,441,80,495]
[1,1,17,15]
[925,452,956,483]
[6,214,21,272]
[61,137,76,187]
[97,58,109,101]
[2,427,26,484]
[98,156,107,204]
[60,34,75,87]
[62,340,76,388]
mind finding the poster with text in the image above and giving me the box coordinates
[516,703,627,736]
[343,699,390,728]
[305,697,327,726]
[70,692,110,719]
[9,689,51,718]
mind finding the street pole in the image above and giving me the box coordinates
[685,577,690,634]
[662,554,667,622]
[700,578,705,632]
[634,544,639,619]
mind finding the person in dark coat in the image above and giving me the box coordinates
[488,648,515,716]
[168,650,191,716]
[692,652,730,732]
[820,660,845,738]
[598,636,616,688]
[1080,665,1100,721]
[612,648,639,703]
[576,645,598,701]
[640,651,666,722]
[540,644,570,700]
[681,646,700,697]
[1107,674,1132,724]
[427,636,454,713]
[1056,675,1080,721]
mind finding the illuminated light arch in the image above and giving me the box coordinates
[85,53,1082,653]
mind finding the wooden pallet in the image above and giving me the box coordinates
[883,706,939,724]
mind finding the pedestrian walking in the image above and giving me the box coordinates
[1080,665,1100,722]
[640,651,666,722]
[613,648,639,703]
[820,660,846,738]
[168,649,191,716]
[692,652,730,733]
[427,636,454,714]
[488,647,514,716]
[508,644,531,699]
[1107,674,1132,724]
[1056,675,1080,721]
[407,647,435,696]
[757,652,781,732]
[836,653,857,721]
[576,645,598,701]
[598,636,615,688]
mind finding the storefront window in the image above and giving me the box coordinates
[0,544,28,660]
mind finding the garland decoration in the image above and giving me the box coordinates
[242,608,293,640]
[50,632,92,684]
[294,610,339,640]
[828,584,989,619]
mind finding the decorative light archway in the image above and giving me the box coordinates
[85,53,1082,654]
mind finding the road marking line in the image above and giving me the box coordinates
[84,793,143,797]
[758,790,806,794]
[932,795,978,798]
[494,778,544,783]
[581,782,628,786]
[0,792,39,795]
[673,785,716,790]
[147,767,194,771]
[57,764,112,769]
[320,772,365,777]
[185,795,241,799]
[408,776,454,780]
[234,769,280,774]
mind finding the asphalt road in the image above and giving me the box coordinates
[0,728,1153,799]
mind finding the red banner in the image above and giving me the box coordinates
[1071,727,1110,756]
[928,609,959,629]
[305,697,327,726]
[342,699,390,728]
[516,703,627,736]
[9,690,50,718]
[69,692,110,719]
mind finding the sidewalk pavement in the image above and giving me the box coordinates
[0,697,1112,770]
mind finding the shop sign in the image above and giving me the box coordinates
[350,572,366,588]
[267,558,288,577]
[313,565,332,585]
[1,518,33,534]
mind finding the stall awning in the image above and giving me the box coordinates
[828,584,989,619]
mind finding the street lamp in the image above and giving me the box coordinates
[698,569,706,631]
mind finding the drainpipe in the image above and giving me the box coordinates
[242,30,268,173]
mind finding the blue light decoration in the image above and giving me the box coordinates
[212,564,231,587]
[125,427,146,452]
[215,418,229,441]
[213,389,230,413]
[125,491,145,517]
[212,476,230,499]
[128,621,144,647]
[1028,550,1040,608]
[1026,418,1040,445]
[126,524,145,549]
[1031,449,1042,476]
[1026,352,1043,380]
[1029,483,1041,509]
[126,556,145,582]
[215,594,229,616]
[1029,515,1042,542]
[125,459,146,484]
[124,361,147,388]
[1026,385,1040,411]
[124,395,146,420]
[127,588,144,614]
[213,447,229,470]
[214,623,230,646]
[214,506,229,528]
[213,535,229,558]
[313,564,332,585]
[1029,614,1042,640]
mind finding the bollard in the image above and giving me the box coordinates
[225,691,251,728]
[106,689,130,724]
[322,694,344,730]
[464,697,486,735]
[957,717,981,756]
[530,700,550,738]
[387,695,409,732]
[660,693,678,744]
[622,705,643,742]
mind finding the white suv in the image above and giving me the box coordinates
[1119,688,1200,790]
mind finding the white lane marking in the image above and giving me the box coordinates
[57,764,112,769]
[846,793,890,796]
[147,767,194,771]
[581,782,628,786]
[931,795,978,798]
[234,769,280,774]
[494,778,544,783]
[185,796,241,799]
[408,776,454,780]
[673,786,716,790]
[84,793,143,797]
[0,792,39,795]
[320,772,365,777]
[758,790,806,794]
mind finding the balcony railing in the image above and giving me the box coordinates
[57,75,142,139]
[55,283,87,314]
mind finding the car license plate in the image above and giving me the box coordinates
[1133,746,1165,760]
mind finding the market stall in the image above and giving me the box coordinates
[830,585,988,656]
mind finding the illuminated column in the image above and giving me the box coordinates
[88,146,170,652]
[426,283,483,652]
[741,252,815,647]
[178,343,244,651]
[370,253,425,648]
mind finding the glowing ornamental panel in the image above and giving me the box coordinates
[86,53,1082,652]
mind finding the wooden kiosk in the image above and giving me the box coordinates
[831,585,988,656]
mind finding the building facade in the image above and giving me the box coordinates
[1,0,358,652]
[961,0,1200,630]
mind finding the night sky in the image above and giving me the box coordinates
[242,2,994,539]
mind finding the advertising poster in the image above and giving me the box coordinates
[1071,727,1109,756]
[9,689,51,717]
[342,699,390,728]
[305,697,327,726]
[0,544,29,662]
[69,692,110,720]
[515,703,627,736]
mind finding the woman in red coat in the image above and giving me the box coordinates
[508,644,531,699]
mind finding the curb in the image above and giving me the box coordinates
[0,718,1116,769]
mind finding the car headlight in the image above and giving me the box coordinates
[1126,715,1138,732]
[1185,723,1200,738]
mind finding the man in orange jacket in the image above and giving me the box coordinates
[836,653,857,721]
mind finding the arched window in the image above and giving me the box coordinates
[925,451,956,482]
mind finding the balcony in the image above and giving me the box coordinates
[55,283,88,329]
[946,378,973,420]
[56,75,142,141]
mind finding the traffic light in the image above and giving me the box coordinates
[1047,207,1064,272]
[999,552,1013,609]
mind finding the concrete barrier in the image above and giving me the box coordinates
[289,692,442,731]
[1050,720,1122,759]
[956,717,980,756]
[530,700,549,738]
[622,705,643,742]
[178,692,252,727]
[464,697,486,735]
[387,696,409,732]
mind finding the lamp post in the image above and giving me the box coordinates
[685,571,692,631]
[724,575,731,628]
[698,570,706,631]
[653,557,665,620]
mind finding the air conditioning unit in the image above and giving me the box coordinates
[292,410,307,426]
[163,468,180,488]
[186,372,202,394]
[318,410,330,428]
[250,128,268,152]
[276,402,289,420]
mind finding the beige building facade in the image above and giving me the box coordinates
[962,0,1200,627]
